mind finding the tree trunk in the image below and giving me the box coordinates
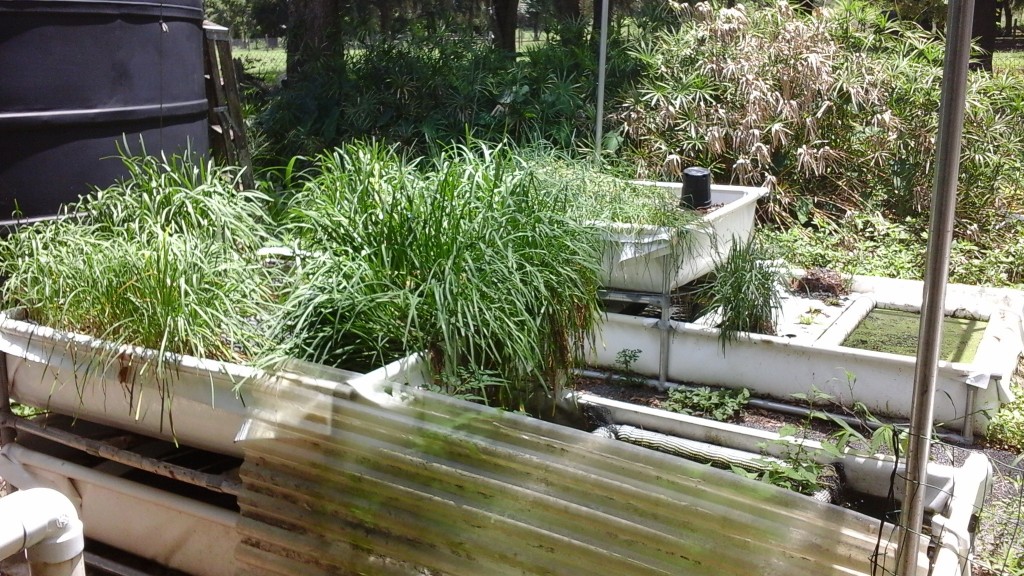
[554,0,581,21]
[553,0,582,45]
[491,0,518,53]
[592,0,611,40]
[972,0,998,71]
[287,0,342,78]
[378,0,393,37]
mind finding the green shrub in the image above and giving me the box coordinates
[614,0,1024,245]
[256,23,641,161]
[762,210,1024,286]
[987,381,1024,451]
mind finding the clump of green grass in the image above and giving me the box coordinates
[526,150,710,292]
[698,235,784,344]
[529,154,702,228]
[274,141,604,406]
[0,152,278,365]
[87,151,273,252]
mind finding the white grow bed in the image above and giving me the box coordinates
[586,276,1024,435]
[598,182,767,293]
[0,307,426,456]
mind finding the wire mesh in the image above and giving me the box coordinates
[859,435,1024,576]
[232,37,287,85]
[966,441,1024,576]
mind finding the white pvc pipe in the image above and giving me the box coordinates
[593,0,610,165]
[929,452,991,576]
[0,444,239,576]
[0,487,85,576]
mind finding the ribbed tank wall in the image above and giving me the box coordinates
[0,0,209,223]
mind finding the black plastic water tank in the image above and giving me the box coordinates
[0,0,209,224]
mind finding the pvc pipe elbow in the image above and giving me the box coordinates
[0,487,84,565]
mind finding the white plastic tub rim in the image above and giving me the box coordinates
[572,392,991,576]
[0,307,260,455]
[0,307,424,456]
[587,276,1024,434]
[808,276,1024,431]
[596,183,768,293]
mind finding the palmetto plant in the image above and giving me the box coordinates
[613,0,1024,244]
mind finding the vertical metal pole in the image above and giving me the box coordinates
[897,0,974,572]
[0,353,16,446]
[963,386,976,444]
[659,293,670,388]
[594,0,611,166]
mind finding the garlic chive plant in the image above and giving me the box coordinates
[0,152,279,366]
[274,141,605,407]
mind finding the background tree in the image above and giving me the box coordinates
[287,0,344,77]
[492,0,520,52]
[251,0,288,37]
[592,0,609,40]
[554,0,581,21]
[974,0,998,71]
[552,0,583,45]
[206,0,252,36]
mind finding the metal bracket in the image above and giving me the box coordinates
[597,289,672,388]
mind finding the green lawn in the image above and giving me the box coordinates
[235,47,287,83]
[233,31,550,84]
[994,50,1024,76]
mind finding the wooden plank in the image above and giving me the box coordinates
[215,38,254,188]
[203,34,230,164]
[202,27,254,186]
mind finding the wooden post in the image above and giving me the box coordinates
[0,354,15,446]
[203,21,255,189]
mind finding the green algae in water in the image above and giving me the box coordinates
[843,308,987,363]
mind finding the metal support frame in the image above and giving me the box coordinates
[962,386,976,445]
[0,339,237,496]
[593,0,610,166]
[0,348,239,495]
[0,414,240,495]
[598,289,672,387]
[0,354,15,446]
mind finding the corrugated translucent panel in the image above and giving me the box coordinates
[236,379,925,576]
